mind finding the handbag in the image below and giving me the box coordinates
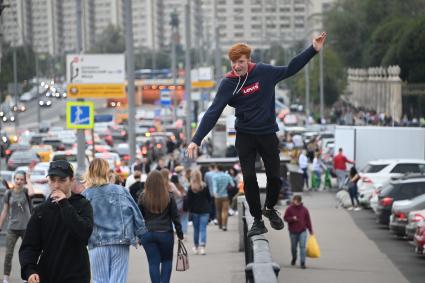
[176,240,189,271]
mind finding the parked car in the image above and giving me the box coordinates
[39,99,52,107]
[390,194,425,237]
[11,103,26,112]
[4,143,31,161]
[406,209,425,240]
[376,175,425,225]
[7,150,40,171]
[30,133,48,145]
[51,151,89,173]
[414,220,425,255]
[41,137,65,151]
[358,159,425,207]
[29,162,50,198]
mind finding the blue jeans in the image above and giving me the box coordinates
[180,212,189,234]
[290,231,307,265]
[89,245,129,283]
[192,213,209,247]
[141,232,174,283]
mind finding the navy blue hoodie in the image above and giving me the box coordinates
[192,45,317,146]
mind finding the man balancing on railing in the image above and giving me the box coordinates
[188,32,327,237]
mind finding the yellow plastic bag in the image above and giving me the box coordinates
[306,235,320,258]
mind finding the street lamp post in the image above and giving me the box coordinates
[184,1,192,142]
[125,0,137,165]
[170,10,179,122]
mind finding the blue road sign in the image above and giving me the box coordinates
[66,101,94,129]
[160,89,172,106]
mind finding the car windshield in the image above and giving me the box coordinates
[11,151,35,158]
[53,154,77,162]
[362,164,388,173]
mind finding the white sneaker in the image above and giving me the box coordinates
[347,207,354,211]
[192,246,199,255]
[199,246,206,255]
[3,279,9,283]
[213,219,218,225]
[354,207,362,211]
[228,209,235,216]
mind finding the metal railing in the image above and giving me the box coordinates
[238,196,280,283]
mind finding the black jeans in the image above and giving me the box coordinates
[236,132,281,219]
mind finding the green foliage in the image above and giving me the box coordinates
[0,44,36,93]
[289,47,345,107]
[394,16,425,82]
[89,25,125,54]
[325,0,425,68]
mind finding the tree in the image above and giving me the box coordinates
[363,18,410,67]
[325,0,425,68]
[89,25,125,54]
[0,44,36,94]
[290,47,345,108]
[394,16,425,83]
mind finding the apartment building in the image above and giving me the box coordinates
[1,0,32,46]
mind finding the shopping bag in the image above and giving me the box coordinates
[176,240,190,271]
[306,235,320,258]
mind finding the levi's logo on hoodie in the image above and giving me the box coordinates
[241,82,260,96]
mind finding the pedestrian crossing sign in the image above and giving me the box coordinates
[66,101,94,129]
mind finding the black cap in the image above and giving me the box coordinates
[47,160,74,178]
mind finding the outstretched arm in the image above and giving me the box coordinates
[271,32,327,82]
[188,80,233,159]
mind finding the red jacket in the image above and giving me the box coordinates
[284,204,313,234]
[333,154,352,170]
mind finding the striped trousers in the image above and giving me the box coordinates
[89,244,130,283]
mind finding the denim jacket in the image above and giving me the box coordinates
[82,183,146,249]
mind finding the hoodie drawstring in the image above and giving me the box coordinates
[232,71,249,95]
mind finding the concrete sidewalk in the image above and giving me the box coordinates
[0,214,246,283]
[267,191,410,283]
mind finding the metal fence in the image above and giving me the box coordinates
[238,196,280,283]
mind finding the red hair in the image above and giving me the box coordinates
[228,43,252,62]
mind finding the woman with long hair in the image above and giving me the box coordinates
[82,159,146,283]
[0,170,35,283]
[187,169,211,255]
[139,170,183,283]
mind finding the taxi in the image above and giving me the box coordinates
[31,145,54,162]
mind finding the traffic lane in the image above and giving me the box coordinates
[350,209,425,283]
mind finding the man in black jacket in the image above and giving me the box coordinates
[19,160,93,283]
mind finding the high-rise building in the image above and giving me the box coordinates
[31,0,63,55]
[93,0,125,40]
[62,0,95,53]
[1,0,32,47]
[201,0,309,52]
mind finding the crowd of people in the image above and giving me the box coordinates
[0,149,244,283]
